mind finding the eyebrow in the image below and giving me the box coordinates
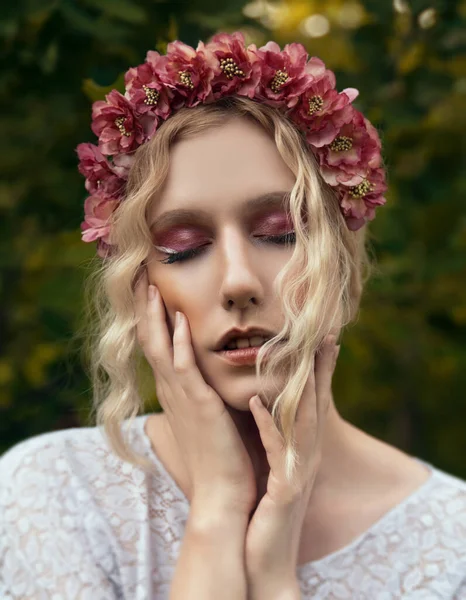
[149,191,291,231]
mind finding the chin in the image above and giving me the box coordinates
[200,357,283,413]
[212,383,275,414]
[230,400,255,412]
[217,393,255,412]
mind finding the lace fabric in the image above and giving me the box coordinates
[1,413,465,599]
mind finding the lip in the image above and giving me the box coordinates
[215,341,285,366]
[214,327,276,351]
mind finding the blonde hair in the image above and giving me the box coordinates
[76,95,377,485]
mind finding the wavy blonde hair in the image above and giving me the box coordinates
[76,95,377,485]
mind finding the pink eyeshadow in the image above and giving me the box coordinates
[154,211,293,250]
[154,229,208,250]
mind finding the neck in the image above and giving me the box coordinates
[224,394,360,502]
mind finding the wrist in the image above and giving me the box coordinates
[248,574,301,600]
[189,498,249,536]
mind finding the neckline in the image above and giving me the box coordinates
[139,413,191,506]
[136,413,437,572]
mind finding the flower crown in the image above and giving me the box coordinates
[76,31,387,259]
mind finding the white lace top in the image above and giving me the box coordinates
[1,413,465,599]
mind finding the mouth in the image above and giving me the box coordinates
[215,339,287,366]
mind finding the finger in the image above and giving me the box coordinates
[249,396,285,476]
[144,282,176,375]
[172,311,222,412]
[172,311,197,374]
[250,395,307,502]
[294,334,335,430]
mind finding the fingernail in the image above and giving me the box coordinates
[175,311,182,327]
[252,395,263,409]
[148,285,155,300]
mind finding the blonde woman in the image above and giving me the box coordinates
[1,33,465,600]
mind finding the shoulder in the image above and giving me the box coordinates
[395,463,466,597]
[0,423,106,483]
[423,465,466,557]
[0,424,132,598]
[423,463,466,524]
[0,425,112,538]
[0,416,152,493]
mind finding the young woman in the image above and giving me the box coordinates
[1,32,465,600]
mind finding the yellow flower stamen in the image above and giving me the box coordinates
[114,116,131,137]
[142,85,160,106]
[219,57,245,80]
[348,178,375,198]
[329,136,353,152]
[270,69,289,93]
[178,70,194,89]
[308,95,324,115]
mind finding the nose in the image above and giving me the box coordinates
[217,228,265,310]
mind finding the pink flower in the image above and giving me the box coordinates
[124,51,172,126]
[202,31,262,100]
[81,195,120,245]
[250,41,326,109]
[76,32,388,254]
[111,153,136,179]
[337,167,387,231]
[157,40,217,108]
[91,90,145,155]
[288,70,356,147]
[315,110,383,187]
[76,143,126,199]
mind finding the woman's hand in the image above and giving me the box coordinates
[134,268,258,517]
[244,335,340,591]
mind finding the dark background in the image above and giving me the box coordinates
[1,0,465,479]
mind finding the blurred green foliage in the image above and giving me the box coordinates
[1,0,465,478]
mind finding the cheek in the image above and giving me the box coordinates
[146,280,205,342]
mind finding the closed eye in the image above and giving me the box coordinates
[156,231,296,265]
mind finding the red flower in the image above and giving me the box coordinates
[77,32,389,253]
[337,167,388,231]
[203,31,262,100]
[157,40,217,108]
[316,110,383,187]
[76,143,126,199]
[124,51,172,127]
[250,41,326,109]
[288,70,356,147]
[91,90,145,155]
[81,195,120,246]
[111,153,135,179]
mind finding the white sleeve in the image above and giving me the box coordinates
[0,434,121,600]
[453,578,466,599]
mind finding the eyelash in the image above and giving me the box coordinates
[157,231,296,265]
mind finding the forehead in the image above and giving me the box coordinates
[148,118,296,226]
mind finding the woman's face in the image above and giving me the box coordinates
[146,116,296,411]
